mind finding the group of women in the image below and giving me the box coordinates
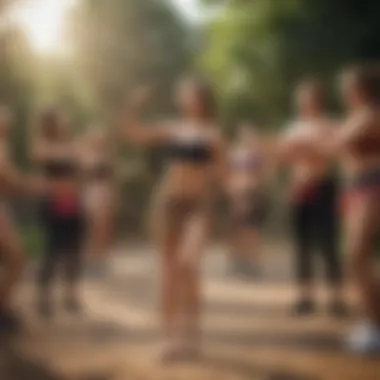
[0,63,380,362]
[0,109,115,326]
[121,65,380,359]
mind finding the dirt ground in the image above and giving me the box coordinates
[1,244,379,380]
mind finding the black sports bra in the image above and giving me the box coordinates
[167,141,213,164]
[42,159,78,179]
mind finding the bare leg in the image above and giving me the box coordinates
[0,207,25,330]
[346,192,380,324]
[241,227,262,275]
[178,214,210,356]
[153,202,182,343]
[86,207,114,260]
[345,191,380,353]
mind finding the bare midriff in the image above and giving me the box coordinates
[158,163,213,201]
[290,155,329,190]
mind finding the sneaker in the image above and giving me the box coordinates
[292,299,316,316]
[347,321,380,355]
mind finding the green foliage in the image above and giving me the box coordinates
[68,0,191,117]
[65,0,192,233]
[201,0,380,128]
[0,7,35,166]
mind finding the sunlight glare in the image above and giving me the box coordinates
[13,0,73,53]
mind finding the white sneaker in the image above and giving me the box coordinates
[347,321,380,355]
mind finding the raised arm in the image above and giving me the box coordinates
[120,88,172,147]
[335,110,374,152]
[0,159,44,196]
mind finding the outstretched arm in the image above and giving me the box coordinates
[120,87,172,147]
[336,111,373,152]
[0,162,44,196]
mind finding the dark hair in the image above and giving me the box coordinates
[38,107,63,140]
[180,75,218,121]
[297,78,326,108]
[343,63,380,105]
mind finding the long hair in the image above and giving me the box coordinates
[179,75,218,121]
[343,63,380,106]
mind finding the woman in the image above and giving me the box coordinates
[32,108,85,319]
[227,124,270,278]
[280,80,347,317]
[81,129,116,277]
[0,106,41,332]
[121,77,226,361]
[337,65,380,353]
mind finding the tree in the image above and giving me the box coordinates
[66,0,192,235]
[68,0,191,117]
[0,0,35,166]
[201,0,380,127]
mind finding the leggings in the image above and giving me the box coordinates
[291,178,343,286]
[37,195,85,292]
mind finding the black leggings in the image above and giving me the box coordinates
[291,178,343,286]
[37,196,85,292]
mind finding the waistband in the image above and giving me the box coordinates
[290,176,337,204]
[346,167,380,190]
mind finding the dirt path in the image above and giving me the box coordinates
[1,244,378,380]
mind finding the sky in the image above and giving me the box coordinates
[6,0,203,54]
[174,0,201,21]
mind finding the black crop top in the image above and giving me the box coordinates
[167,141,213,164]
[42,159,78,179]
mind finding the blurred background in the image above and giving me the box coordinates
[1,1,380,379]
[2,0,380,251]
